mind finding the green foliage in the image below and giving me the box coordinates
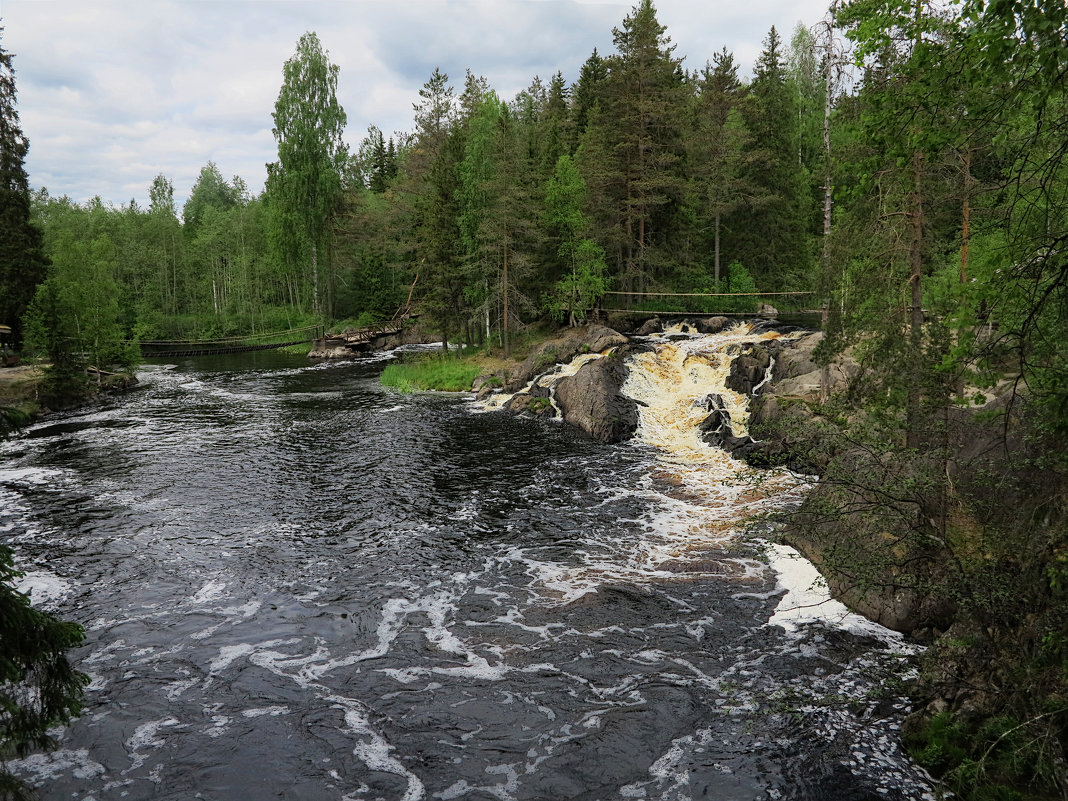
[0,31,48,350]
[265,31,348,319]
[543,156,608,324]
[0,406,29,438]
[907,709,1068,801]
[380,354,482,393]
[721,262,759,313]
[543,238,609,324]
[0,545,88,798]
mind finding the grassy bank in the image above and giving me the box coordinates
[381,355,483,393]
[379,328,556,392]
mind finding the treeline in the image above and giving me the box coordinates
[3,0,1065,402]
[6,2,833,362]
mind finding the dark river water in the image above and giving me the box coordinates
[0,335,937,800]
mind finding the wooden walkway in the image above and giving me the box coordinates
[139,325,324,358]
[600,290,818,317]
[311,305,418,356]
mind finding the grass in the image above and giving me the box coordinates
[381,355,483,393]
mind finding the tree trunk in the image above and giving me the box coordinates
[714,210,721,289]
[961,147,971,283]
[502,238,510,358]
[907,148,925,448]
[820,13,834,404]
[311,242,320,317]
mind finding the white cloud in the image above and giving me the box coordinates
[3,0,832,207]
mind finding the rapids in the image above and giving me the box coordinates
[0,328,936,800]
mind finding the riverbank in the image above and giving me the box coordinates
[0,363,138,426]
[744,333,1068,800]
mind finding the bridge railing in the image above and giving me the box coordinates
[138,325,324,357]
[600,290,818,316]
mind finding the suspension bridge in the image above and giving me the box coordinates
[138,325,325,358]
[599,290,820,317]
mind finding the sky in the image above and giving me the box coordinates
[2,0,832,210]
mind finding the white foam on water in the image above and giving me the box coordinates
[13,569,74,610]
[333,695,427,801]
[208,643,259,674]
[7,748,106,783]
[123,717,182,773]
[189,579,228,605]
[0,465,69,485]
[763,542,919,648]
[241,705,290,718]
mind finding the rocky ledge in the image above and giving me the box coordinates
[475,325,642,444]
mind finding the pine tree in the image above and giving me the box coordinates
[0,29,47,348]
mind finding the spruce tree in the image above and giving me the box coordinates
[571,49,608,142]
[0,29,47,348]
[603,0,688,291]
[738,26,814,291]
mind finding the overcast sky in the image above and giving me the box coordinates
[2,0,831,209]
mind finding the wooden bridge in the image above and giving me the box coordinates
[310,304,419,357]
[138,325,324,358]
[600,290,819,317]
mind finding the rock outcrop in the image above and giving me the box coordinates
[504,325,627,392]
[553,350,640,444]
[489,326,641,443]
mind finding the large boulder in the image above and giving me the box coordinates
[783,447,961,637]
[634,317,663,336]
[725,343,775,395]
[505,325,627,392]
[553,352,640,444]
[696,316,731,334]
[772,332,822,380]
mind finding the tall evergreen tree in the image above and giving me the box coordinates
[738,25,814,290]
[265,31,348,318]
[0,29,47,348]
[405,69,466,349]
[691,49,751,288]
[571,48,609,142]
[603,0,688,290]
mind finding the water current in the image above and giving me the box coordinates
[0,326,937,800]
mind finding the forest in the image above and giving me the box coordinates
[1,0,1063,408]
[1,0,1067,798]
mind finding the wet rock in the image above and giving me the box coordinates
[697,394,734,447]
[695,316,730,334]
[725,345,773,395]
[554,352,639,444]
[634,317,663,336]
[505,325,627,392]
[505,385,557,418]
[471,374,503,394]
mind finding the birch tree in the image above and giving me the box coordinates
[265,31,348,318]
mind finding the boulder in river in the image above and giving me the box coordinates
[553,350,640,444]
[505,325,627,392]
[725,344,775,396]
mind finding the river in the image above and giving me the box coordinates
[0,326,936,800]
